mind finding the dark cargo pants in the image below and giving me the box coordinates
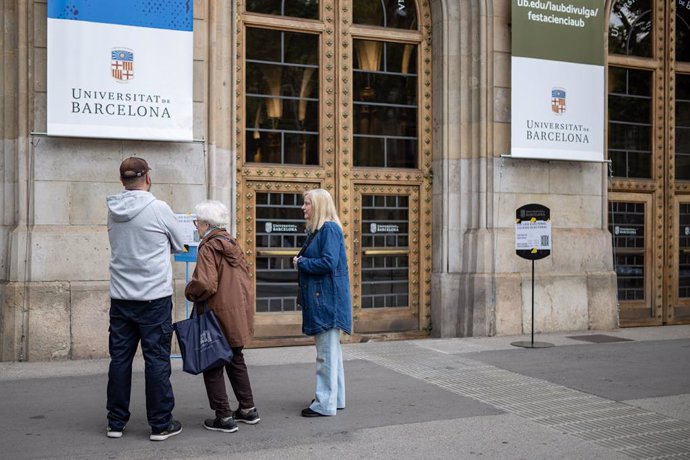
[106,296,175,432]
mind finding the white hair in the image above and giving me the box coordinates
[194,200,229,227]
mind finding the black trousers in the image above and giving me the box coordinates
[107,296,174,431]
[203,346,255,418]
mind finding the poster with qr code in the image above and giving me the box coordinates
[515,204,551,260]
[175,213,199,247]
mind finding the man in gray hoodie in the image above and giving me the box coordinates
[105,157,185,441]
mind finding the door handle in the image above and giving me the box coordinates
[256,249,300,256]
[362,248,409,256]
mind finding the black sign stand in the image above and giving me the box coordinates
[512,204,554,349]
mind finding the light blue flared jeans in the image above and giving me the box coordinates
[309,328,345,415]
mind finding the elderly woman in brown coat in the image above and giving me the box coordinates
[185,200,259,433]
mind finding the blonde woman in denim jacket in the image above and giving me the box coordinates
[293,189,352,417]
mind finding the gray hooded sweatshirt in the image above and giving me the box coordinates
[107,190,185,301]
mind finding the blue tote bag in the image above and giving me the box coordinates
[173,303,233,375]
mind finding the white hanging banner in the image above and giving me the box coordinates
[47,1,193,141]
[511,0,605,161]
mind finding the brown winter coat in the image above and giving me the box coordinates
[184,228,254,347]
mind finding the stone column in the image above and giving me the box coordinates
[1,0,33,361]
[432,0,496,337]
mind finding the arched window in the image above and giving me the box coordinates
[246,0,319,19]
[609,0,652,57]
[352,0,418,29]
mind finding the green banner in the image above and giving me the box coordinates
[512,0,605,65]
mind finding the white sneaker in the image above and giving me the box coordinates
[150,420,182,441]
[106,425,124,438]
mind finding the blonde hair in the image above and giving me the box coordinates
[304,189,342,232]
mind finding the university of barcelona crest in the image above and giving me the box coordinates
[551,87,566,115]
[111,48,134,82]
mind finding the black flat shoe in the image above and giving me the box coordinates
[301,407,327,417]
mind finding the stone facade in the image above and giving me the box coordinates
[0,0,619,361]
[429,0,617,338]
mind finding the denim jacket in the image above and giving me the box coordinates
[297,221,352,336]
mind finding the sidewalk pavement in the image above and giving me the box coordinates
[1,325,689,460]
